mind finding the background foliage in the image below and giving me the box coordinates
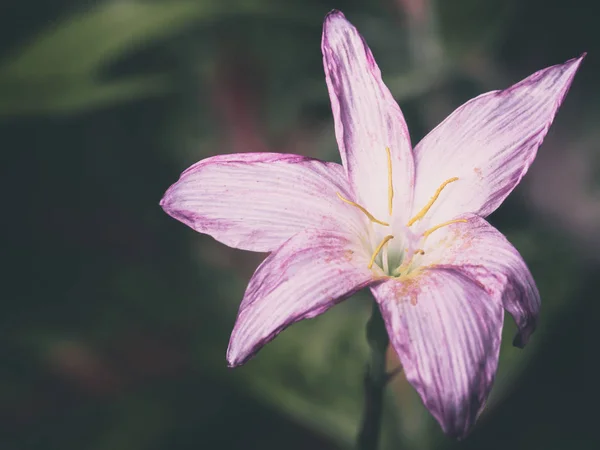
[3,0,599,449]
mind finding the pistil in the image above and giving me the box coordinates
[391,247,424,277]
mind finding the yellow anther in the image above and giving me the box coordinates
[414,249,425,255]
[386,147,393,216]
[368,235,394,269]
[407,177,459,226]
[423,219,467,238]
[336,192,389,226]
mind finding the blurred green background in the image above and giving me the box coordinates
[2,0,599,449]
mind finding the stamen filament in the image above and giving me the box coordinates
[386,147,393,216]
[423,219,467,238]
[407,177,459,226]
[337,192,389,226]
[368,235,394,269]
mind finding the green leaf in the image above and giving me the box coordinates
[0,1,203,115]
[0,74,169,115]
[0,2,205,79]
[0,1,239,115]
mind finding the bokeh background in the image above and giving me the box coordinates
[3,0,599,449]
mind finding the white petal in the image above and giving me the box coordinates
[227,228,375,366]
[419,214,540,347]
[161,152,365,252]
[372,269,504,438]
[411,55,584,225]
[322,11,415,222]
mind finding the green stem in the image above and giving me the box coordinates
[356,302,390,450]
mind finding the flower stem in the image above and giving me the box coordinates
[356,302,390,450]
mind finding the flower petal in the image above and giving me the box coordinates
[372,269,504,438]
[227,228,375,367]
[322,10,414,222]
[411,55,584,224]
[419,214,540,347]
[161,152,365,252]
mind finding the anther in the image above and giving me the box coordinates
[423,219,467,238]
[337,192,389,226]
[368,235,394,269]
[407,177,459,226]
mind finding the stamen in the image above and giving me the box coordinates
[337,192,390,226]
[386,147,393,216]
[414,249,425,255]
[368,235,394,269]
[423,219,467,238]
[407,177,459,226]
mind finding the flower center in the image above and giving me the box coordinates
[336,147,466,275]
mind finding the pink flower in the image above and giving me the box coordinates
[161,10,583,438]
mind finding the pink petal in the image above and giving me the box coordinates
[420,214,540,348]
[160,152,365,252]
[372,269,504,438]
[322,10,414,222]
[411,55,584,225]
[227,229,375,367]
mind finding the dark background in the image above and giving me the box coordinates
[2,0,599,449]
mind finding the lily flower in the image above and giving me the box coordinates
[160,10,583,437]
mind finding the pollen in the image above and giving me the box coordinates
[336,192,390,226]
[368,235,394,269]
[407,177,459,226]
[422,219,467,238]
